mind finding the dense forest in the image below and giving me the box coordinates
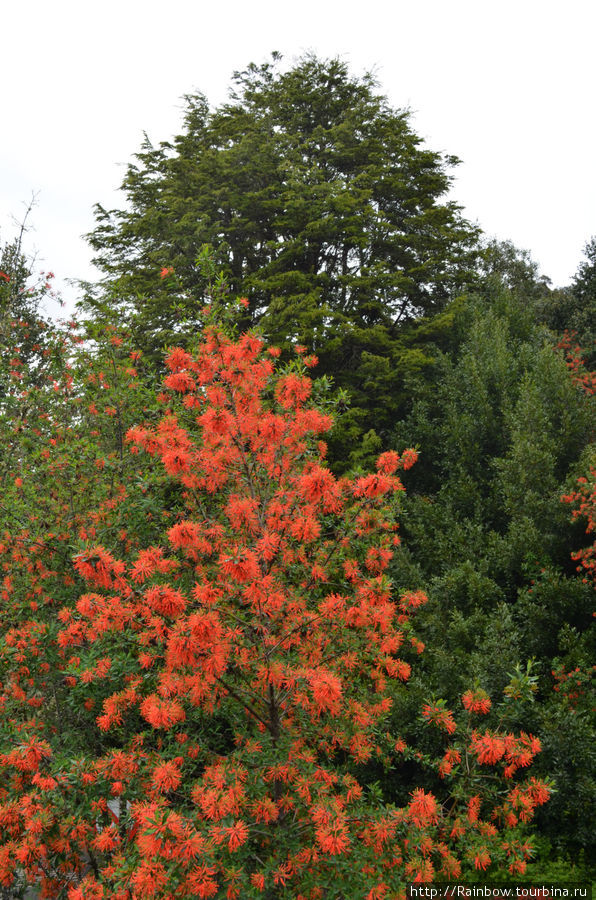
[0,55,593,898]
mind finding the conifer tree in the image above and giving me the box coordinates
[85,54,479,455]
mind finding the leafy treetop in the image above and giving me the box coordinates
[85,54,479,378]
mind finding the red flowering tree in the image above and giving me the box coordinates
[556,331,596,397]
[557,335,595,711]
[559,328,595,590]
[562,465,596,587]
[0,313,550,898]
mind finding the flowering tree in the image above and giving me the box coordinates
[562,465,596,587]
[559,331,596,588]
[0,310,550,899]
[558,330,595,679]
[556,331,596,397]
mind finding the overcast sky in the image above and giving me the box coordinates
[2,0,595,311]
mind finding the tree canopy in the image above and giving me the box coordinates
[85,55,479,453]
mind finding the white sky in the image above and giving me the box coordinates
[2,0,595,311]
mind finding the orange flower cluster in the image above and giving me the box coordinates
[462,689,492,715]
[469,731,541,778]
[422,702,457,734]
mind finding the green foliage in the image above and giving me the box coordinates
[532,236,596,363]
[568,236,596,361]
[478,238,552,303]
[390,287,596,865]
[84,54,480,461]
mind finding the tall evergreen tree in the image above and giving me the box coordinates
[84,54,479,454]
[568,236,596,361]
[0,226,58,416]
[529,236,596,361]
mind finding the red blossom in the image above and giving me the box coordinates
[462,689,492,715]
[408,788,439,826]
[422,702,456,734]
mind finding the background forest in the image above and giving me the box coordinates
[0,56,594,898]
